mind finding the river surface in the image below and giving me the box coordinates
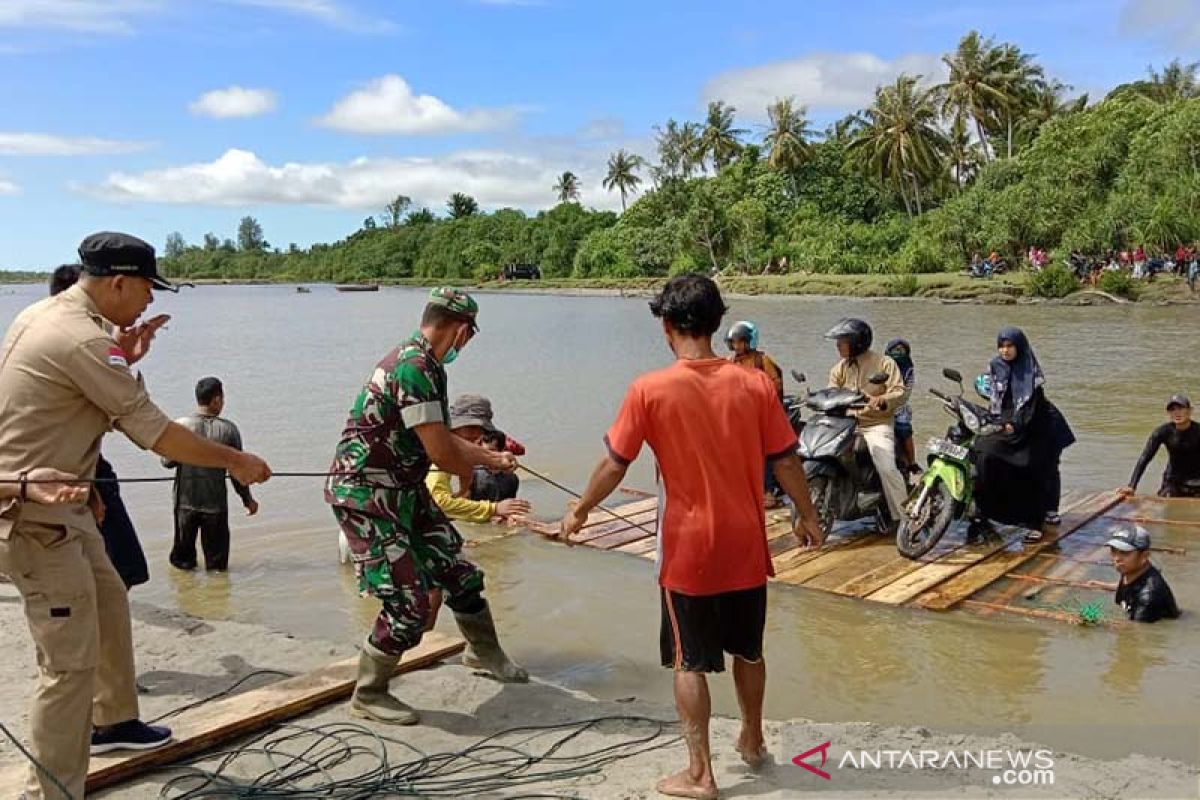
[3,283,1198,764]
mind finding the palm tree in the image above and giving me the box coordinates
[446,193,479,219]
[678,121,704,177]
[602,150,646,211]
[849,74,949,216]
[698,100,746,172]
[945,113,984,190]
[938,31,1012,162]
[762,97,814,192]
[1143,58,1200,101]
[553,171,581,204]
[1014,79,1086,149]
[992,43,1045,159]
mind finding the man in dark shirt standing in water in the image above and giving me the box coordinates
[1120,395,1200,498]
[1108,526,1180,623]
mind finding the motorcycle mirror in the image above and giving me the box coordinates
[868,372,889,385]
[790,369,807,384]
[942,368,963,384]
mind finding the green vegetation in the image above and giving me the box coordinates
[159,37,1199,303]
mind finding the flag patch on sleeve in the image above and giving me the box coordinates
[108,346,129,368]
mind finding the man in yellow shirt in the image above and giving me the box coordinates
[425,395,531,523]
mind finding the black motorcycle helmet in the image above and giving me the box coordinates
[824,318,873,357]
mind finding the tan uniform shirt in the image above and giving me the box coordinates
[0,284,171,528]
[827,349,907,428]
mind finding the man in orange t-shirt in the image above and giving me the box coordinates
[558,274,823,800]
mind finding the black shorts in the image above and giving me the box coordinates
[660,585,767,673]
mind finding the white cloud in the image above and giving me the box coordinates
[83,147,624,212]
[0,0,160,34]
[0,178,19,196]
[317,75,521,135]
[703,51,946,118]
[1119,0,1200,46]
[220,0,398,33]
[189,86,279,118]
[0,132,150,156]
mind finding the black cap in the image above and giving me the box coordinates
[1167,394,1192,411]
[78,232,178,292]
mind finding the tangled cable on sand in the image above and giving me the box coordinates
[158,716,680,799]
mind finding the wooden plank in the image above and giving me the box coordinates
[774,535,881,583]
[808,537,936,593]
[867,491,1096,607]
[1004,572,1118,592]
[614,536,658,556]
[913,492,1119,611]
[0,633,465,797]
[589,525,658,551]
[580,497,657,528]
[791,538,902,589]
[573,509,658,545]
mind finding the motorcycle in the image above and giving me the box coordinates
[797,370,892,536]
[895,368,1004,559]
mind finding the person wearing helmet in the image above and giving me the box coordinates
[885,338,918,476]
[826,318,909,529]
[726,321,783,398]
[726,321,787,507]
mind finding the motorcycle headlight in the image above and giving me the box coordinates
[960,404,981,433]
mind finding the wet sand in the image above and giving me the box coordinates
[0,588,1195,799]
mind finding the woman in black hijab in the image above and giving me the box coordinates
[973,327,1075,540]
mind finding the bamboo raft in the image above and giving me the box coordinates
[543,491,1196,625]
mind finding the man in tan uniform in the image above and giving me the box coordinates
[0,232,272,800]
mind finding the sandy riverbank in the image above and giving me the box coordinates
[0,589,1196,799]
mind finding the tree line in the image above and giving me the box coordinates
[160,33,1200,284]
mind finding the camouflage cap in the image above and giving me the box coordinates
[427,287,479,331]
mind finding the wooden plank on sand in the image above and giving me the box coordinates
[912,491,1119,611]
[0,632,465,796]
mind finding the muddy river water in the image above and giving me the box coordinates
[3,283,1197,764]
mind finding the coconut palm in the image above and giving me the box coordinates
[762,97,814,191]
[446,193,478,219]
[602,150,647,211]
[698,100,746,172]
[553,171,581,204]
[992,43,1046,159]
[1143,58,1200,101]
[678,122,704,177]
[849,74,949,216]
[938,30,1013,162]
[945,113,984,190]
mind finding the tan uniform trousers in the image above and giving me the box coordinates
[0,520,139,800]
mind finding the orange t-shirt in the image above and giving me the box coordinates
[605,358,798,596]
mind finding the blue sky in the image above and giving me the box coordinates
[0,0,1196,268]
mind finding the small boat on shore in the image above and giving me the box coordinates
[296,286,311,293]
[335,284,380,292]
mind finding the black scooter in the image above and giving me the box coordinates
[795,370,891,536]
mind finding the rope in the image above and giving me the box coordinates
[0,722,78,800]
[517,465,656,537]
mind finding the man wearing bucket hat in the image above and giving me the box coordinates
[425,395,531,524]
[325,287,526,728]
[1120,394,1200,499]
[1107,526,1180,622]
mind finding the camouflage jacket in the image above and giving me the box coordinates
[325,332,450,515]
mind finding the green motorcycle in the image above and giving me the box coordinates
[896,368,1003,559]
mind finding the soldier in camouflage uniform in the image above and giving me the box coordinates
[326,287,527,726]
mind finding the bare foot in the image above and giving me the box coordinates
[736,732,768,769]
[656,769,719,800]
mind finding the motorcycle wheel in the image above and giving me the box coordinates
[896,481,957,560]
[808,475,836,538]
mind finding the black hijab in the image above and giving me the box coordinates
[989,326,1044,417]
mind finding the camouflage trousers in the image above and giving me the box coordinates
[332,501,485,656]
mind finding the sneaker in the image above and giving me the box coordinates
[1044,512,1062,526]
[1023,528,1045,544]
[91,720,173,755]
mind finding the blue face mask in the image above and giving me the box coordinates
[442,347,459,365]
